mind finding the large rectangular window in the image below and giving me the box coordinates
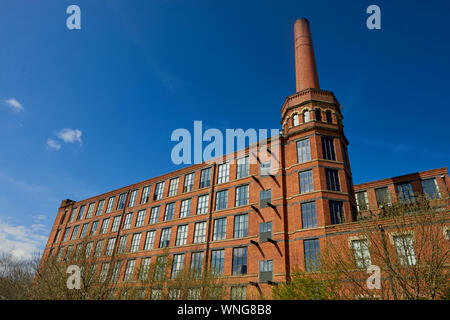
[175,225,188,246]
[235,185,249,206]
[217,162,230,184]
[200,168,211,188]
[259,189,272,208]
[69,209,76,222]
[352,239,371,269]
[159,228,171,248]
[94,240,104,257]
[259,260,273,283]
[117,235,128,254]
[139,257,151,280]
[301,201,317,228]
[71,225,80,240]
[141,186,151,204]
[111,216,121,232]
[129,190,138,207]
[215,190,228,210]
[299,170,314,194]
[236,156,250,179]
[96,200,105,216]
[123,213,133,229]
[321,136,336,161]
[197,194,209,214]
[183,173,195,193]
[105,238,116,256]
[164,202,175,221]
[179,198,191,218]
[117,193,127,210]
[234,214,248,238]
[230,287,247,300]
[210,249,225,275]
[375,187,391,207]
[149,206,160,224]
[77,205,85,221]
[154,182,165,201]
[304,238,321,272]
[86,203,95,219]
[106,196,115,213]
[168,178,179,197]
[124,259,136,282]
[232,247,247,275]
[356,191,369,211]
[397,183,415,203]
[190,252,204,278]
[62,227,71,242]
[193,221,207,244]
[325,168,340,191]
[213,218,227,241]
[130,233,141,252]
[297,138,311,163]
[171,254,184,279]
[80,223,89,238]
[260,161,271,176]
[144,230,156,250]
[259,222,272,242]
[110,261,122,283]
[393,235,416,266]
[329,200,344,225]
[136,209,146,227]
[421,178,440,199]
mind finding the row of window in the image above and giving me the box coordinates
[298,167,342,194]
[292,108,334,127]
[296,136,344,164]
[355,178,442,211]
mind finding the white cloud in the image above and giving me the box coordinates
[4,98,24,112]
[0,217,50,260]
[45,138,61,151]
[56,128,82,145]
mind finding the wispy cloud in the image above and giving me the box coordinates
[4,98,24,113]
[45,138,61,151]
[56,128,83,145]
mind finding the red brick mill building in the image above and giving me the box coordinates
[41,18,450,299]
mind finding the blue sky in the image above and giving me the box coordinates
[0,0,449,259]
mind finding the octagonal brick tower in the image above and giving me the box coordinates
[280,18,357,269]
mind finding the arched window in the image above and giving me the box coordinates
[315,109,322,121]
[304,110,310,123]
[293,114,299,126]
[326,110,333,123]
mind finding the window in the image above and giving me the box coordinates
[141,186,151,204]
[397,183,415,203]
[260,161,271,176]
[193,221,207,244]
[60,211,67,225]
[352,239,371,269]
[259,189,272,208]
[234,214,248,238]
[190,252,204,278]
[326,110,332,123]
[85,242,93,258]
[183,173,195,193]
[321,136,336,161]
[197,194,209,214]
[168,177,179,197]
[175,225,188,246]
[86,203,95,219]
[259,222,272,242]
[69,209,76,222]
[297,138,311,163]
[168,289,180,300]
[301,201,317,228]
[232,247,247,275]
[325,168,340,191]
[99,263,110,283]
[136,209,146,227]
[304,238,321,271]
[375,187,391,207]
[217,162,230,184]
[144,230,156,250]
[315,109,322,121]
[235,185,249,206]
[110,261,122,283]
[77,205,85,220]
[94,239,104,257]
[57,247,64,261]
[117,193,127,210]
[171,254,185,279]
[80,223,89,238]
[393,235,416,266]
[230,287,247,300]
[211,249,225,275]
[154,256,167,280]
[293,114,299,126]
[213,218,227,241]
[154,182,165,201]
[179,198,191,218]
[105,238,116,256]
[259,260,273,283]
[62,227,71,242]
[200,168,211,188]
[123,213,133,229]
[329,200,344,225]
[187,288,201,300]
[139,257,151,280]
[236,156,250,179]
[65,245,73,261]
[303,110,310,123]
[356,191,369,211]
[96,199,105,216]
[299,170,314,193]
[149,206,160,224]
[106,196,115,213]
[130,233,141,252]
[117,235,128,254]
[111,216,121,232]
[159,228,171,248]
[124,259,136,281]
[129,189,138,207]
[71,225,80,240]
[151,289,162,300]
[163,202,175,221]
[421,178,440,199]
[215,190,228,210]
[53,230,60,244]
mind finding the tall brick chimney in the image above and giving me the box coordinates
[294,18,320,92]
